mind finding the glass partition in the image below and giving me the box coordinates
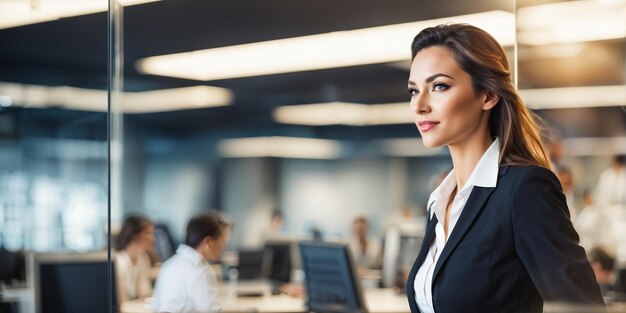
[113,1,516,312]
[517,0,626,307]
[0,0,110,311]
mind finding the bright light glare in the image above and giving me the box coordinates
[518,0,626,45]
[0,0,159,29]
[520,85,626,109]
[218,136,342,159]
[137,10,515,81]
[0,83,232,113]
[273,102,411,125]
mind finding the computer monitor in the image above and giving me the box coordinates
[264,241,294,283]
[299,241,367,313]
[29,251,118,313]
[237,248,269,280]
[382,224,423,288]
[0,248,25,285]
[154,223,177,262]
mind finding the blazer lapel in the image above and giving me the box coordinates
[430,166,509,284]
[431,185,495,284]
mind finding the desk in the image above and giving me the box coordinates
[121,288,410,313]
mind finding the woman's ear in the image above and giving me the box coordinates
[482,91,499,111]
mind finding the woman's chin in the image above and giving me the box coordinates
[420,137,442,149]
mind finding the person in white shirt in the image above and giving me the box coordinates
[347,216,382,271]
[576,189,614,252]
[595,155,626,211]
[151,211,231,313]
[114,214,155,304]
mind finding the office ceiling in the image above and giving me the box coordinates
[0,0,624,138]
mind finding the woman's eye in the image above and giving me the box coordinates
[433,83,449,91]
[408,88,419,97]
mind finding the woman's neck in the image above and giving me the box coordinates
[125,243,141,264]
[449,132,493,190]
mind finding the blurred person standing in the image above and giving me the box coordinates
[576,189,614,251]
[595,155,626,212]
[115,215,155,304]
[151,211,231,313]
[557,166,578,219]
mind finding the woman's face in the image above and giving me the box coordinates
[136,224,155,251]
[408,46,493,148]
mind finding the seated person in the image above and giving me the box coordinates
[347,216,382,272]
[114,214,155,304]
[588,247,616,296]
[151,211,231,313]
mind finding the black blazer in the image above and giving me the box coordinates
[406,165,605,313]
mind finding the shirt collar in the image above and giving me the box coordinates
[176,244,205,266]
[427,138,500,217]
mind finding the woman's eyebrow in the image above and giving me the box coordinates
[408,73,454,86]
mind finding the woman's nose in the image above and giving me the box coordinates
[410,93,429,114]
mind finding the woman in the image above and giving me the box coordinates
[405,24,604,312]
[115,214,155,304]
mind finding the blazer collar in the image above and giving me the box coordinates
[431,165,509,284]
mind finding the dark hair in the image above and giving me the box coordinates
[615,154,626,165]
[411,24,550,169]
[589,247,615,271]
[115,215,153,251]
[185,211,230,248]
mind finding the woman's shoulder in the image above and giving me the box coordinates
[502,164,556,180]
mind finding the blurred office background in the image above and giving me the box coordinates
[1,0,626,311]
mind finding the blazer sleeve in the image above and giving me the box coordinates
[511,166,605,306]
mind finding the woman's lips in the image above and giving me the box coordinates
[417,121,439,132]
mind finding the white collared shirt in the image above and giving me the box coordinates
[115,250,152,301]
[414,138,500,313]
[151,244,221,313]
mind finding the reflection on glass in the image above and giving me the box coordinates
[0,0,110,311]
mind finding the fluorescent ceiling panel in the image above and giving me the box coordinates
[518,0,626,45]
[0,83,232,113]
[218,136,342,159]
[137,10,515,81]
[0,0,159,29]
[273,102,411,126]
[520,85,626,109]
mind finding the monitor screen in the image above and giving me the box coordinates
[264,242,292,283]
[299,242,367,313]
[237,249,267,280]
[31,252,118,313]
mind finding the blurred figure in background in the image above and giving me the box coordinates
[348,216,382,271]
[151,211,231,313]
[588,247,616,296]
[545,128,565,171]
[595,155,626,212]
[115,214,155,304]
[557,166,577,219]
[576,189,614,252]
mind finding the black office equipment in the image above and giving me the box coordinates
[30,251,118,313]
[299,241,367,313]
[264,241,293,283]
[237,249,268,280]
[153,223,177,262]
[0,248,25,285]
